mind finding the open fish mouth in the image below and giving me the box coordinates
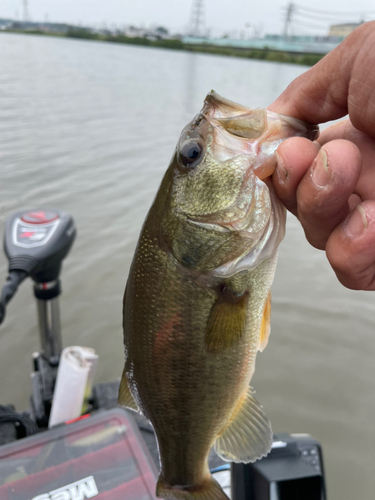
[201,91,319,180]
[203,91,318,140]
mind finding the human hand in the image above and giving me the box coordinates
[268,21,375,290]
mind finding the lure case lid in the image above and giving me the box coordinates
[0,407,157,500]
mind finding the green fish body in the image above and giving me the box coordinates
[119,92,318,500]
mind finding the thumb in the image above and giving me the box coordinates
[268,21,375,138]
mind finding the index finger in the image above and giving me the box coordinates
[268,21,375,138]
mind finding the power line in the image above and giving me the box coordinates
[280,2,372,37]
[294,4,375,16]
[293,10,363,22]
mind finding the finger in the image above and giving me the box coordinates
[273,137,320,216]
[296,140,361,250]
[267,22,375,137]
[326,201,375,290]
[316,119,351,146]
[318,119,375,201]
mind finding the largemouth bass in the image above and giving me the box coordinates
[119,92,318,500]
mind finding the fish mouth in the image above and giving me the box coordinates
[187,90,318,231]
[203,90,319,140]
[202,117,277,181]
[201,91,319,180]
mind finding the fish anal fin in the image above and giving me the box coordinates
[205,288,247,353]
[214,385,272,463]
[118,368,139,412]
[156,474,229,500]
[259,292,271,352]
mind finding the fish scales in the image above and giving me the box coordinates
[126,226,274,478]
[120,91,319,500]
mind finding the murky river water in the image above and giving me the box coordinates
[1,33,374,499]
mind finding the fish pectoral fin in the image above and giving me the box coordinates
[259,292,271,352]
[118,368,139,412]
[205,288,247,353]
[214,385,272,463]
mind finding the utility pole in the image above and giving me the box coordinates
[283,2,294,38]
[188,0,205,37]
[23,0,30,22]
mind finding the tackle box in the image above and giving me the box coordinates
[0,407,157,500]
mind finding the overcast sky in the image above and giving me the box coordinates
[1,0,374,37]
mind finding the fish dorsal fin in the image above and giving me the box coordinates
[259,292,271,352]
[205,288,247,353]
[118,368,139,412]
[214,385,272,463]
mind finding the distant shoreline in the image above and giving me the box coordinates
[2,28,324,67]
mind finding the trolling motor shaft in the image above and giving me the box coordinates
[34,280,62,360]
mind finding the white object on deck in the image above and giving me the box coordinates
[48,346,98,428]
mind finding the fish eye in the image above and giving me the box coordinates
[179,141,204,168]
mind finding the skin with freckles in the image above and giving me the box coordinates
[268,21,375,291]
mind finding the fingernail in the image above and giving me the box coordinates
[312,149,330,187]
[345,205,368,238]
[274,152,289,183]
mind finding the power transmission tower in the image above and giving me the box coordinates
[23,0,30,22]
[188,0,206,37]
[283,2,295,38]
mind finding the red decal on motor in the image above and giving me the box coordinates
[28,211,46,220]
[20,231,35,238]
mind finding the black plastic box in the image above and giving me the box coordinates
[231,433,326,500]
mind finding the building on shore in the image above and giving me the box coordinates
[328,23,363,37]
